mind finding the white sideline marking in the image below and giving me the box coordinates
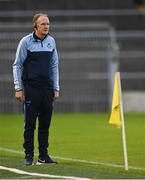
[0,147,145,171]
[0,165,92,180]
[0,147,23,155]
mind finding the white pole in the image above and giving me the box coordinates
[118,72,129,170]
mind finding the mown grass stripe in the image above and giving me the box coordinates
[0,165,92,180]
[1,147,145,171]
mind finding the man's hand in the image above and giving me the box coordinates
[54,91,59,100]
[15,90,25,102]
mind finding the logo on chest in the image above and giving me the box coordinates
[47,43,52,49]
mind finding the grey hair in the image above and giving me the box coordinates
[32,13,48,28]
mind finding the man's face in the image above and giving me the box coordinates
[35,16,50,37]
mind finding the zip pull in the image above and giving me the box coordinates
[41,41,43,47]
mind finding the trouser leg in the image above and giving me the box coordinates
[23,102,37,156]
[38,89,53,158]
[23,85,40,157]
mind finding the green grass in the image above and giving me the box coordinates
[0,113,145,179]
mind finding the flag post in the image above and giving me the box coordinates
[118,72,129,170]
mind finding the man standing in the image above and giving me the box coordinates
[13,13,59,165]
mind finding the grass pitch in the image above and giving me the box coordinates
[0,113,145,179]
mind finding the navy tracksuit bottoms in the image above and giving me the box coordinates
[23,85,54,157]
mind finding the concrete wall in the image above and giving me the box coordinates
[123,91,145,112]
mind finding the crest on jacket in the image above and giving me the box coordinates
[47,43,52,49]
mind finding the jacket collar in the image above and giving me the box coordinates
[33,32,48,41]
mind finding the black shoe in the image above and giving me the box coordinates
[37,155,57,165]
[24,154,33,166]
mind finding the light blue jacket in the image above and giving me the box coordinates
[13,32,59,91]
